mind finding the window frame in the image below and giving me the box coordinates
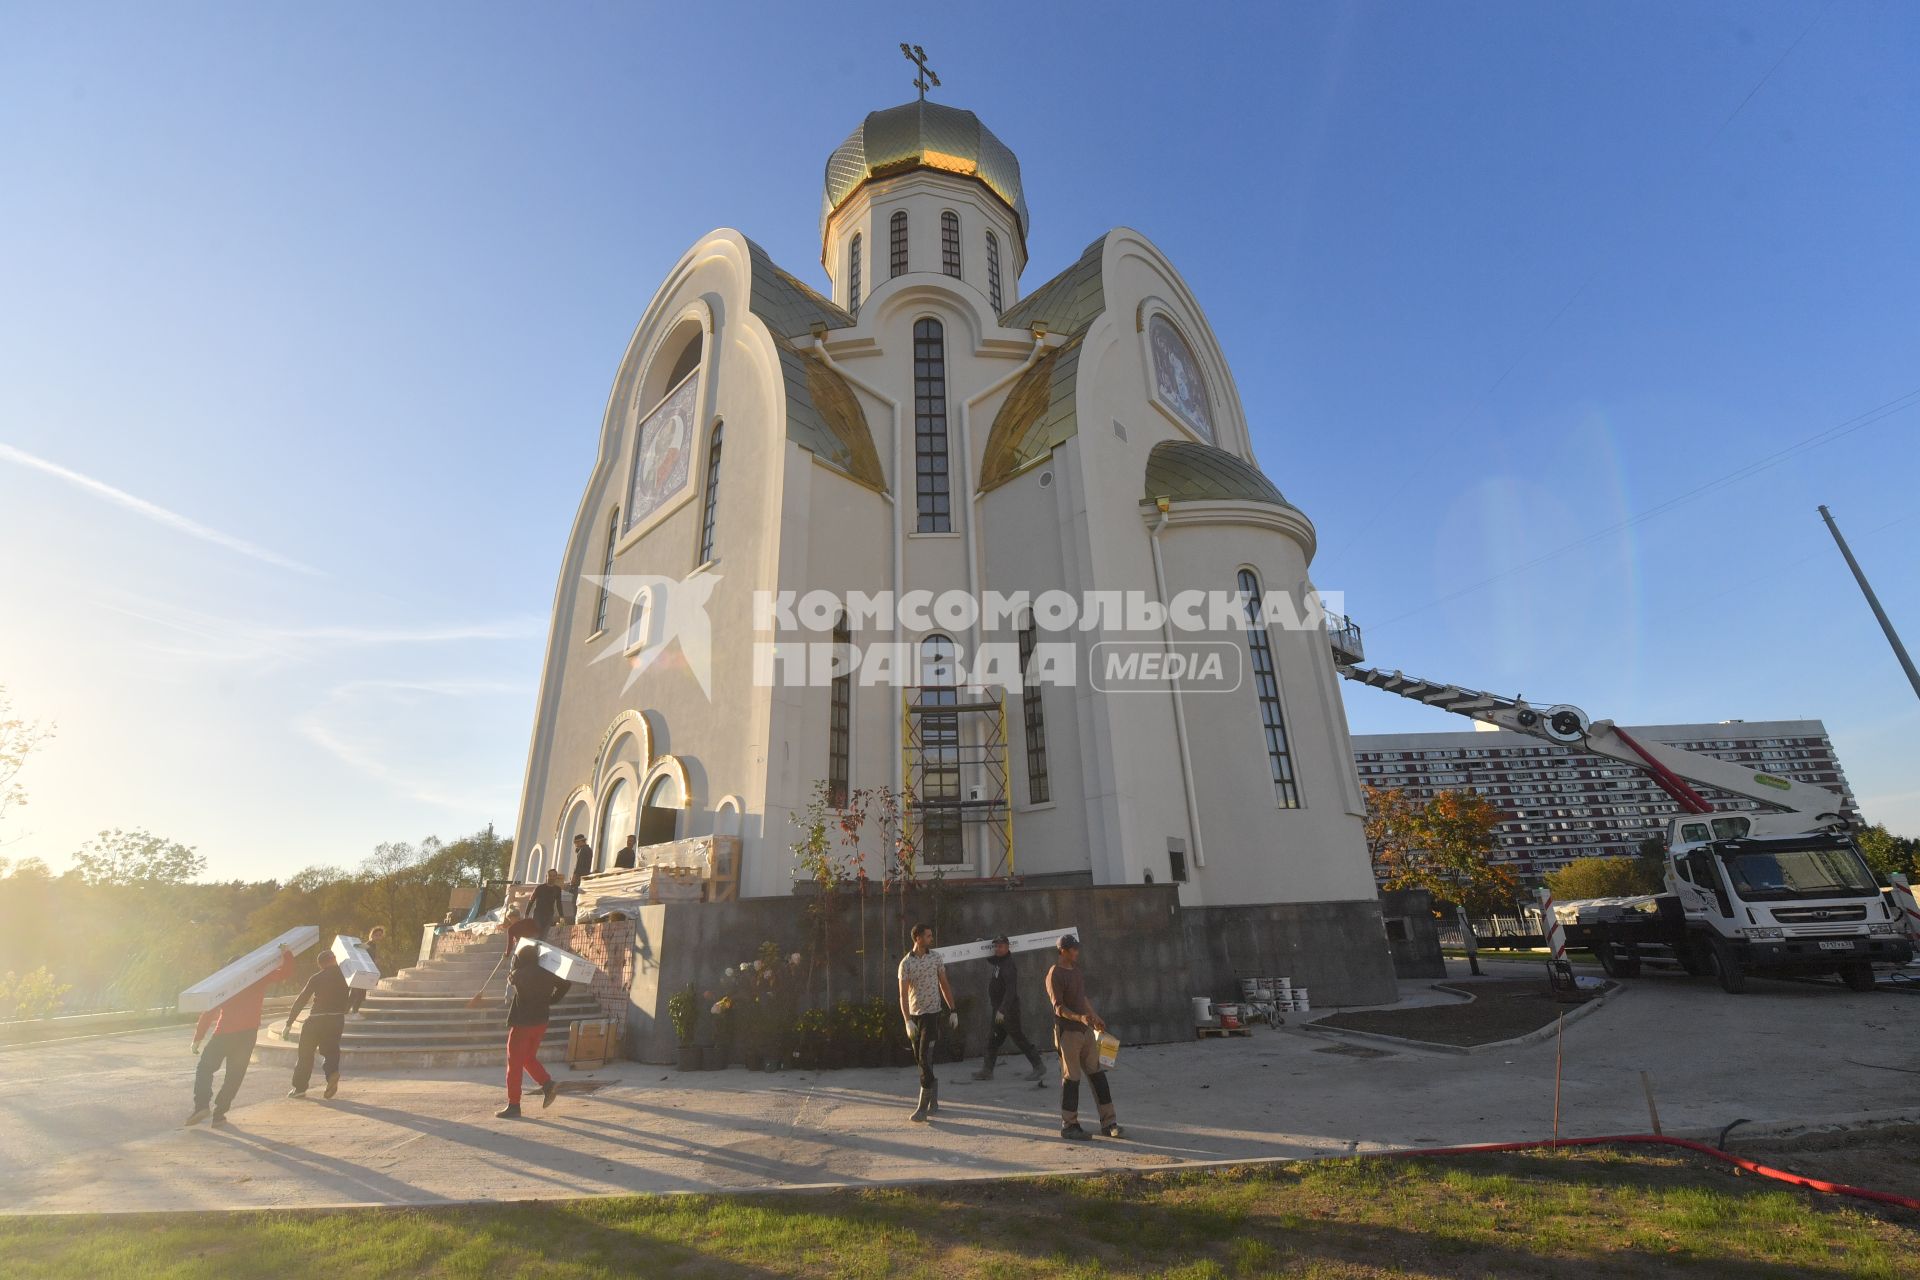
[1017,614,1051,805]
[828,611,852,807]
[917,634,964,866]
[696,420,723,566]
[848,232,862,318]
[1238,567,1302,808]
[940,210,961,279]
[590,507,620,636]
[912,317,953,533]
[890,210,909,278]
[985,230,1002,313]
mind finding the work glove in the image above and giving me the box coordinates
[994,1011,1006,1026]
[947,1011,959,1030]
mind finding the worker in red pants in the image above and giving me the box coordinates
[498,944,570,1119]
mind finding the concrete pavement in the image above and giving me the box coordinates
[2,960,1914,1214]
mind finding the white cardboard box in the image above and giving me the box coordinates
[932,925,1080,965]
[179,926,319,1012]
[331,935,382,990]
[533,939,602,984]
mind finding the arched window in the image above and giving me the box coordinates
[1238,569,1300,808]
[848,233,862,318]
[1018,613,1050,804]
[599,777,636,868]
[697,421,723,564]
[917,634,963,864]
[591,507,619,634]
[623,588,650,656]
[912,318,951,532]
[940,211,961,278]
[828,610,852,806]
[638,773,680,847]
[890,210,909,277]
[985,231,1002,313]
[664,336,702,389]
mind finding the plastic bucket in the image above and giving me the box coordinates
[1191,996,1217,1026]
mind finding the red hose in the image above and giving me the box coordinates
[1374,1134,1920,1212]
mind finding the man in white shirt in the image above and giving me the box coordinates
[896,922,957,1123]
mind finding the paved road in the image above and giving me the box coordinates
[1,961,1914,1214]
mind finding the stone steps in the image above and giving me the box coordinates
[249,936,615,1071]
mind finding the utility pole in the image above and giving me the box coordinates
[1819,504,1920,702]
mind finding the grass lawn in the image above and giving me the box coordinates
[3,1147,1912,1279]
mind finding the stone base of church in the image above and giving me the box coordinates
[618,883,1405,1064]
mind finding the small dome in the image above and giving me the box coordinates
[1144,440,1295,510]
[821,100,1028,244]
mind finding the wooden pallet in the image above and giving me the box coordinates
[1195,1025,1252,1039]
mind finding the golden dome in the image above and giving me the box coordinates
[821,100,1028,246]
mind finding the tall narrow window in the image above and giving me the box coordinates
[828,611,852,807]
[1238,568,1301,808]
[913,318,951,532]
[940,211,961,278]
[890,210,909,277]
[1018,615,1050,804]
[591,507,619,634]
[848,233,862,318]
[918,635,963,864]
[697,422,723,564]
[985,231,1002,313]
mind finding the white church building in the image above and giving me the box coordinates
[511,91,1390,955]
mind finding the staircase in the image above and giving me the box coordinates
[253,936,609,1071]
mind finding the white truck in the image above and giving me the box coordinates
[1340,664,1914,992]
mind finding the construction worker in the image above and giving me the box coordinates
[283,949,350,1099]
[498,944,569,1119]
[970,934,1045,1082]
[186,943,296,1127]
[897,922,958,1123]
[1045,934,1121,1140]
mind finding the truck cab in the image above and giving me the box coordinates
[1661,822,1910,989]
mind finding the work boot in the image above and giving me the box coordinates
[909,1089,931,1123]
[287,1088,307,1099]
[971,1064,995,1081]
[323,1074,339,1100]
[542,1081,558,1109]
[183,1107,210,1127]
[1060,1122,1091,1141]
[210,1111,230,1127]
[1102,1123,1125,1139]
[1023,1061,1046,1082]
[496,1103,522,1119]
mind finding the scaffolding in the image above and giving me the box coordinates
[900,685,1015,879]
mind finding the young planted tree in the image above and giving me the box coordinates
[1363,784,1519,916]
[1545,855,1666,902]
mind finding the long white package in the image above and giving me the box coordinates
[179,926,319,1012]
[932,925,1080,965]
[331,934,382,990]
[532,938,601,984]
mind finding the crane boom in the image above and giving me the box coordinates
[1338,664,1851,830]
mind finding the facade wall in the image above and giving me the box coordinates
[621,883,1400,1064]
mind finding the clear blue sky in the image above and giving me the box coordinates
[3,2,1916,881]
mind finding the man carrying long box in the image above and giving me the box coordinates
[187,944,296,1127]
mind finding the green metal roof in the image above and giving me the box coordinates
[744,240,884,492]
[1143,440,1294,509]
[821,100,1028,243]
[979,236,1110,492]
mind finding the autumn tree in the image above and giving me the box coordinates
[1363,784,1518,915]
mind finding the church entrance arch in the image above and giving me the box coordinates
[638,771,682,848]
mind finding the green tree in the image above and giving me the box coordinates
[0,686,53,838]
[72,829,206,887]
[0,966,71,1019]
[1855,824,1918,881]
[1546,855,1665,902]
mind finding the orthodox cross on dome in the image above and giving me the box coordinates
[900,43,939,101]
